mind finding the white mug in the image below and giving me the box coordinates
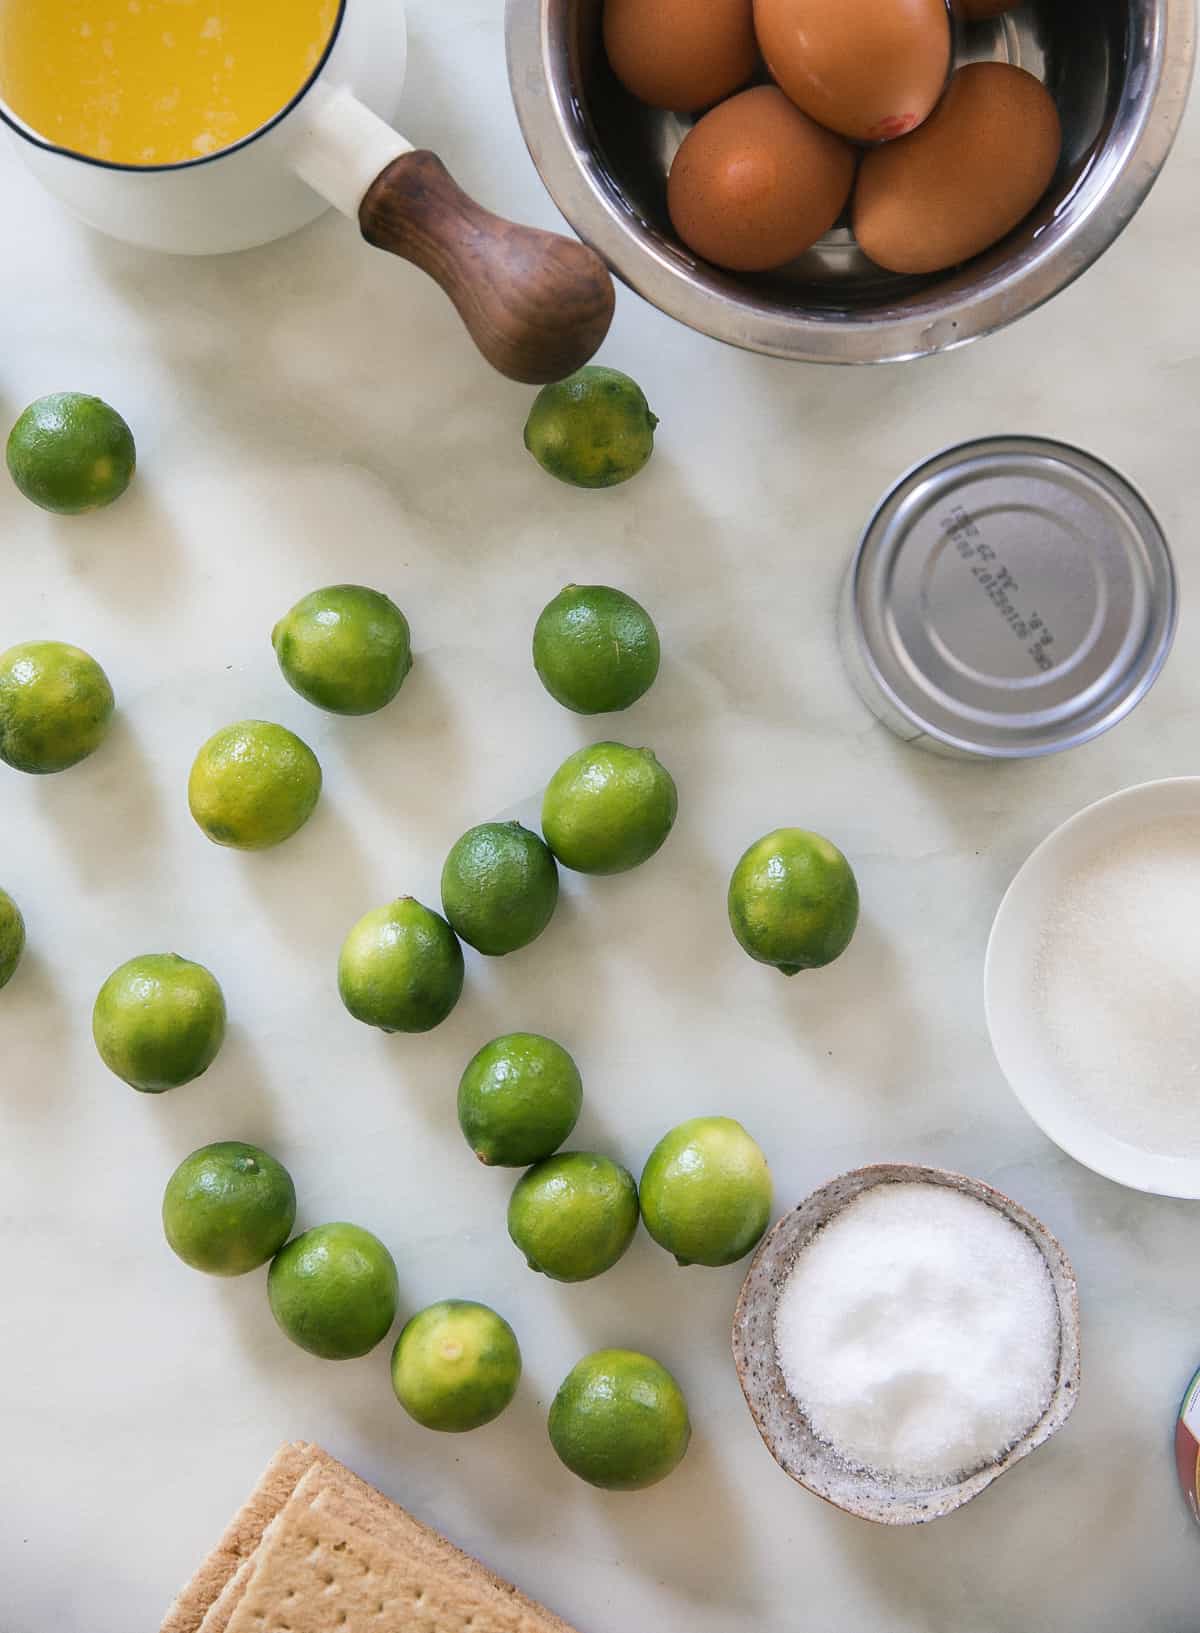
[0,0,614,381]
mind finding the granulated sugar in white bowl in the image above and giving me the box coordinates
[987,778,1200,1197]
[773,1183,1060,1483]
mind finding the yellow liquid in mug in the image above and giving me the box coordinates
[0,0,339,166]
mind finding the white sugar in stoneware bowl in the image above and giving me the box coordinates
[986,778,1200,1198]
[732,1165,1080,1525]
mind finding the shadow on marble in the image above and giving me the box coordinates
[772,916,934,1097]
[146,1021,283,1157]
[333,659,466,832]
[586,1427,757,1614]
[233,791,376,956]
[0,946,76,1121]
[33,712,164,891]
[41,476,184,613]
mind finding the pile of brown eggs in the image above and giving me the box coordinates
[603,0,1062,276]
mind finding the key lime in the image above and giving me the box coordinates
[0,889,25,989]
[524,366,658,489]
[458,1033,582,1167]
[728,828,859,975]
[549,1350,691,1490]
[533,584,661,715]
[271,584,413,716]
[7,392,136,515]
[268,1222,399,1360]
[162,1141,296,1276]
[93,952,226,1093]
[542,741,677,875]
[338,897,464,1034]
[440,822,559,957]
[0,640,114,774]
[639,1116,772,1267]
[508,1151,639,1282]
[391,1300,522,1432]
[188,720,322,850]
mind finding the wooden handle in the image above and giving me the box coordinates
[359,150,616,385]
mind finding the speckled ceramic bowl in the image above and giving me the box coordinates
[732,1163,1081,1525]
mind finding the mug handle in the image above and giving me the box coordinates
[292,87,615,384]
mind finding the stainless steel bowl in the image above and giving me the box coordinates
[505,0,1195,362]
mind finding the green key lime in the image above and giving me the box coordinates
[93,952,227,1093]
[508,1151,639,1282]
[440,822,559,957]
[728,828,859,975]
[0,889,25,989]
[524,366,658,490]
[391,1300,521,1432]
[268,1222,399,1360]
[533,584,661,715]
[188,720,322,850]
[0,640,114,774]
[338,897,464,1034]
[549,1350,691,1490]
[458,1032,582,1167]
[272,584,413,716]
[542,741,677,875]
[639,1116,772,1267]
[162,1141,296,1276]
[7,392,136,515]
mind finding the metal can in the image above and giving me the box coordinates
[839,437,1178,760]
[1177,1366,1200,1524]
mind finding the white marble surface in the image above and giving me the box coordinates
[3,6,1200,1630]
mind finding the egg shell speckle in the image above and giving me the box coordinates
[852,62,1061,275]
[754,0,951,143]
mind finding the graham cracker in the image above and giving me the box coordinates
[160,1442,324,1633]
[222,1450,578,1633]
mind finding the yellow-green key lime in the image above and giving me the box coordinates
[93,952,227,1094]
[0,640,114,774]
[441,822,559,956]
[533,584,661,714]
[728,828,859,975]
[458,1032,582,1167]
[268,1222,399,1360]
[524,366,658,489]
[391,1299,522,1432]
[188,720,321,850]
[7,392,136,514]
[549,1350,691,1490]
[338,897,464,1034]
[162,1141,296,1276]
[542,741,677,875]
[640,1116,772,1267]
[0,890,25,990]
[508,1151,639,1282]
[272,584,413,716]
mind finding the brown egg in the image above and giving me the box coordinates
[754,0,951,143]
[852,63,1061,274]
[668,86,857,272]
[603,0,759,112]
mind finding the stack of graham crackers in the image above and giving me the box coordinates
[161,1442,579,1633]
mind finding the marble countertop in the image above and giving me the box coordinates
[4,6,1200,1630]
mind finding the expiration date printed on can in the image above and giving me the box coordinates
[940,507,1057,672]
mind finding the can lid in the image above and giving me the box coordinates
[847,437,1177,758]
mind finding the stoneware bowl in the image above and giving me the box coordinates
[732,1163,1081,1524]
[506,0,1195,362]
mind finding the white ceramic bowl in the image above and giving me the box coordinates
[986,777,1200,1198]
